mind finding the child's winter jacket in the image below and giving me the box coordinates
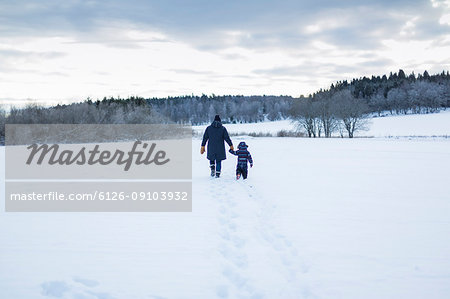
[229,141,253,168]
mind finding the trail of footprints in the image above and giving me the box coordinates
[212,178,312,298]
[252,185,311,283]
[211,179,261,298]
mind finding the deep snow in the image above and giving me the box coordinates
[1,114,450,298]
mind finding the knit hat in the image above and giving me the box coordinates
[214,114,221,122]
[238,141,248,149]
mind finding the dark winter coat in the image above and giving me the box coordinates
[229,141,253,169]
[202,120,233,161]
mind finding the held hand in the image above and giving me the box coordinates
[250,163,253,168]
[200,146,205,154]
[230,145,234,151]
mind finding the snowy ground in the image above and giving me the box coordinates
[1,113,450,298]
[193,109,450,138]
[367,110,450,137]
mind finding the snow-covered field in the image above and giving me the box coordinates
[1,113,450,298]
[193,109,450,138]
[368,110,450,137]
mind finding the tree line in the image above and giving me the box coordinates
[331,70,450,115]
[0,70,449,143]
[289,70,450,138]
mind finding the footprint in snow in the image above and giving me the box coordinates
[41,278,117,299]
[41,281,70,298]
[219,244,248,268]
[216,285,229,298]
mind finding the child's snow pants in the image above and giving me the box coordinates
[236,166,248,179]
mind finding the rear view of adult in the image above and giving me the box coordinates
[200,115,234,178]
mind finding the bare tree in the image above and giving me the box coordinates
[332,90,370,138]
[290,98,320,137]
[315,92,338,138]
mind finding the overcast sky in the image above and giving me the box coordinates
[1,0,449,105]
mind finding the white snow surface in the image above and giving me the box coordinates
[193,109,450,137]
[367,110,450,137]
[1,113,450,298]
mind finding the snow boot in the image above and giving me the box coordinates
[210,165,215,177]
[215,171,221,178]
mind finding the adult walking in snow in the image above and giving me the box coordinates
[201,115,234,178]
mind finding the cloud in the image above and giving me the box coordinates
[0,48,67,76]
[0,2,446,53]
[169,69,216,75]
[252,57,393,78]
[0,49,65,59]
[0,0,449,100]
[0,1,440,49]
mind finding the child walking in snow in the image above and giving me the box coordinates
[229,141,253,180]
